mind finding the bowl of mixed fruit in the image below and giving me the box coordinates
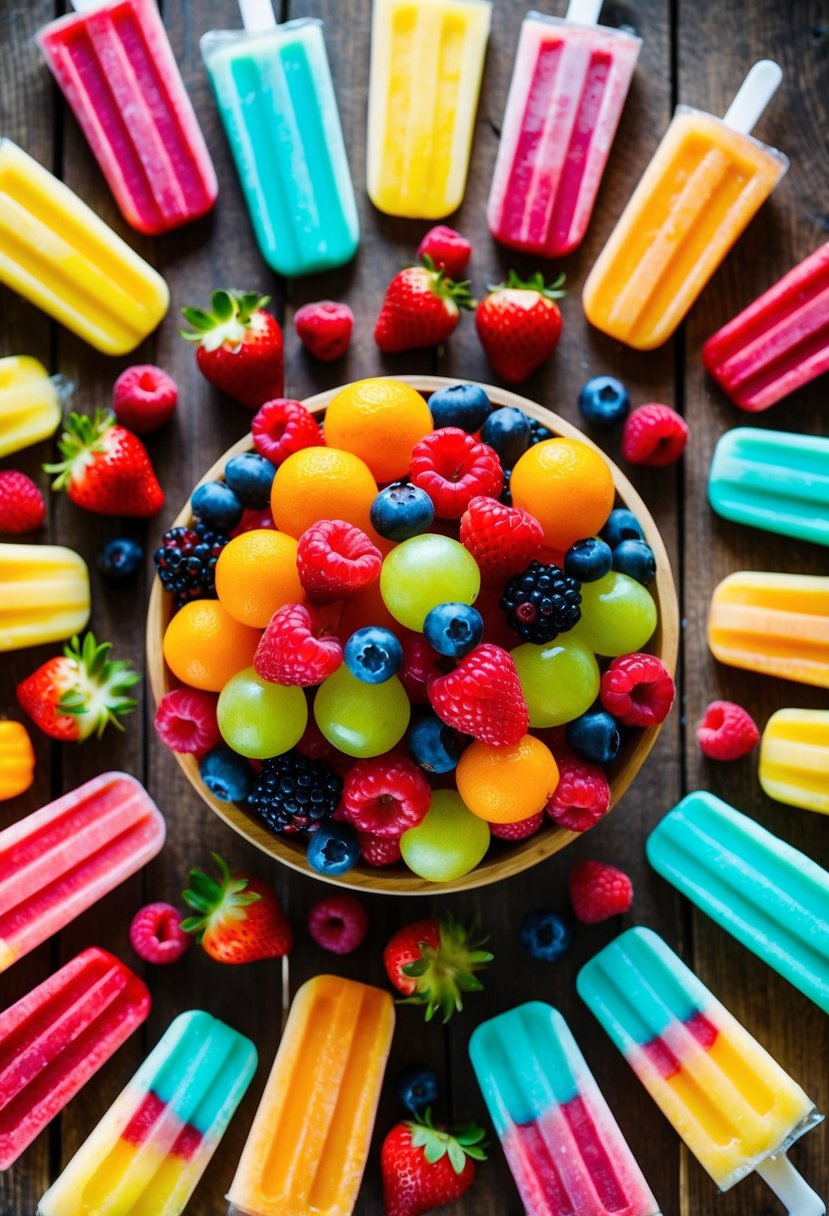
[147,375,678,893]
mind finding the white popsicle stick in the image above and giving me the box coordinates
[723,59,783,134]
[565,0,604,25]
[756,1153,826,1216]
[69,0,109,10]
[238,0,278,33]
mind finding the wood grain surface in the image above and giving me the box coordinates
[1,0,827,1213]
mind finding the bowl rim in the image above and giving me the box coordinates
[147,375,679,895]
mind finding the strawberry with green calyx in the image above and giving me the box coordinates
[383,915,493,1022]
[181,290,284,409]
[374,257,475,354]
[381,1108,488,1216]
[181,852,293,963]
[44,410,164,517]
[475,270,566,384]
[17,632,141,742]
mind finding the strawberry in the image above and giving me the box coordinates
[294,300,354,361]
[475,270,566,384]
[181,852,293,963]
[0,471,46,533]
[17,632,140,742]
[428,643,528,747]
[381,1110,487,1216]
[459,495,544,586]
[44,410,164,517]
[375,261,473,353]
[383,915,492,1022]
[416,225,472,279]
[181,290,284,409]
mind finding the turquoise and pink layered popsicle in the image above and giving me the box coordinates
[38,1010,257,1216]
[470,1002,660,1215]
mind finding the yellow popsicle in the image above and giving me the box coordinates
[0,542,90,652]
[0,356,61,457]
[759,708,829,815]
[0,139,169,355]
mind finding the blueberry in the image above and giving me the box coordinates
[409,712,469,773]
[423,602,483,658]
[191,479,244,531]
[344,626,403,684]
[199,746,254,801]
[428,382,492,432]
[600,507,644,549]
[565,710,622,765]
[612,538,656,585]
[394,1064,440,1114]
[480,407,531,468]
[224,452,276,509]
[97,537,143,578]
[370,482,435,541]
[520,909,572,962]
[307,821,361,875]
[564,537,612,583]
[578,375,631,427]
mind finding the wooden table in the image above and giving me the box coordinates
[2,1,828,1212]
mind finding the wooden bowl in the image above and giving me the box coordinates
[147,376,678,895]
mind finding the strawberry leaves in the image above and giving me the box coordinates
[408,1110,488,1172]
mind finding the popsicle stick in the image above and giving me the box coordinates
[238,0,277,32]
[723,60,783,134]
[756,1153,825,1216]
[68,0,108,10]
[565,0,604,25]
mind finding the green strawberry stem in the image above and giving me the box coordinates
[181,852,261,941]
[58,633,141,737]
[487,269,567,299]
[419,255,476,310]
[400,916,493,1023]
[44,410,116,492]
[180,290,271,351]
[408,1109,488,1173]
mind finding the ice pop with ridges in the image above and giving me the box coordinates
[0,542,90,652]
[760,708,829,815]
[0,356,61,458]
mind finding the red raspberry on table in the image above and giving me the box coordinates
[417,225,472,279]
[546,753,610,832]
[129,902,190,964]
[154,688,220,754]
[307,893,369,954]
[399,632,453,703]
[294,300,354,362]
[410,428,503,518]
[601,653,675,727]
[359,830,403,867]
[113,364,177,433]
[341,753,431,837]
[621,404,688,467]
[251,397,321,465]
[429,643,528,747]
[697,700,759,760]
[297,519,382,603]
[459,495,544,586]
[569,860,633,923]
[490,812,543,841]
[0,471,46,533]
[255,603,343,687]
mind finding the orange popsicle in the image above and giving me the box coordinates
[227,975,395,1216]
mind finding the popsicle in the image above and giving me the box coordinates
[760,708,829,816]
[0,542,90,652]
[367,0,492,219]
[38,1009,257,1216]
[227,974,395,1216]
[703,242,829,411]
[487,1,641,259]
[0,947,150,1170]
[37,0,217,235]
[583,61,788,349]
[0,356,61,458]
[647,790,829,1012]
[469,1001,661,1216]
[577,928,824,1212]
[0,771,165,973]
[708,427,829,546]
[0,138,169,355]
[201,1,359,277]
[707,571,829,688]
[0,720,36,801]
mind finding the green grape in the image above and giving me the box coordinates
[400,789,490,881]
[511,635,600,728]
[218,667,307,759]
[574,571,657,656]
[314,666,410,757]
[380,534,480,632]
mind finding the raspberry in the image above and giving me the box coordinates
[231,507,276,536]
[621,404,688,467]
[568,860,633,923]
[429,643,528,747]
[307,893,369,953]
[0,471,46,533]
[359,831,403,866]
[600,653,675,727]
[399,632,454,703]
[154,688,220,754]
[251,397,321,465]
[545,753,610,832]
[129,902,190,964]
[490,812,543,840]
[294,301,354,362]
[247,750,343,835]
[340,753,431,838]
[410,428,503,518]
[113,364,177,433]
[501,561,581,644]
[297,519,382,603]
[459,496,543,586]
[417,225,472,279]
[697,700,759,760]
[254,603,343,686]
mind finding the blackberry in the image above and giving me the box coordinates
[246,750,342,836]
[501,561,582,643]
[500,467,512,505]
[529,418,554,445]
[153,522,229,608]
